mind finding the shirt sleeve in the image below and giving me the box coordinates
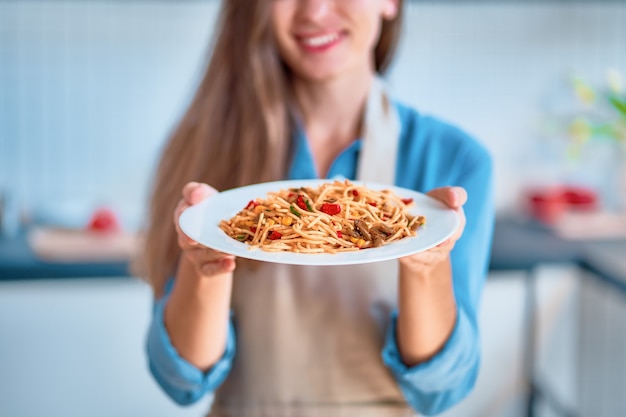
[146,279,236,406]
[382,148,495,416]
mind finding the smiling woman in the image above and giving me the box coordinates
[141,0,405,301]
[271,0,400,81]
[137,0,494,416]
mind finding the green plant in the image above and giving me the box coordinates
[567,70,626,158]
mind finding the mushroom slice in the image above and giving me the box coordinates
[370,228,386,247]
[372,222,394,236]
[354,219,372,241]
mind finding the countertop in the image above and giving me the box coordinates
[1,217,625,292]
[0,230,129,279]
[490,215,626,293]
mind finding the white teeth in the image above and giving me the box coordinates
[301,33,339,47]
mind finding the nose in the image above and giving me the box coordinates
[296,0,331,22]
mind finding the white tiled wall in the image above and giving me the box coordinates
[1,2,625,231]
[0,2,221,230]
[388,3,626,211]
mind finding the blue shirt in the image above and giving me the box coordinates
[147,101,494,415]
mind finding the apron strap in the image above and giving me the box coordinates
[356,77,401,185]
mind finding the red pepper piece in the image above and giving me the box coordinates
[352,190,359,197]
[336,231,343,238]
[320,203,341,216]
[245,200,259,210]
[296,195,308,211]
[268,231,282,240]
[368,202,377,207]
[401,198,414,205]
[250,227,257,233]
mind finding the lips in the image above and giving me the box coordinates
[295,31,344,52]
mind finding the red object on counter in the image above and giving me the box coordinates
[528,189,565,223]
[561,187,598,210]
[526,186,598,223]
[87,208,121,233]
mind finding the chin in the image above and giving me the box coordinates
[292,64,348,83]
[300,72,340,83]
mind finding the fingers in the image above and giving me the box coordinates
[173,199,188,226]
[427,186,467,209]
[198,256,237,277]
[399,245,449,269]
[172,182,237,278]
[173,199,198,249]
[174,182,219,249]
[184,249,236,277]
[400,187,469,271]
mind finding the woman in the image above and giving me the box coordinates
[140,0,494,416]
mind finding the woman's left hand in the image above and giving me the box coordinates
[399,186,467,270]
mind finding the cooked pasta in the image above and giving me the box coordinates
[219,180,426,254]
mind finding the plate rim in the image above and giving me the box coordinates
[179,179,460,266]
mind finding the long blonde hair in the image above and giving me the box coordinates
[139,0,404,297]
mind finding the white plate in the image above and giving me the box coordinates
[179,179,460,266]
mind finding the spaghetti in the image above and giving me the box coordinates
[219,180,426,254]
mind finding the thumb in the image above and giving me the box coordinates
[427,186,467,209]
[183,182,218,206]
[449,187,468,209]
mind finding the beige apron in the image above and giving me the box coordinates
[210,78,416,417]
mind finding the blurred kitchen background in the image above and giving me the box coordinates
[1,1,625,417]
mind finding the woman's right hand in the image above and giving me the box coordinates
[166,182,235,371]
[174,182,236,277]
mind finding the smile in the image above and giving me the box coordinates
[300,33,340,47]
[296,31,343,52]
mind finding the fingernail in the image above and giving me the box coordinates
[448,191,456,206]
